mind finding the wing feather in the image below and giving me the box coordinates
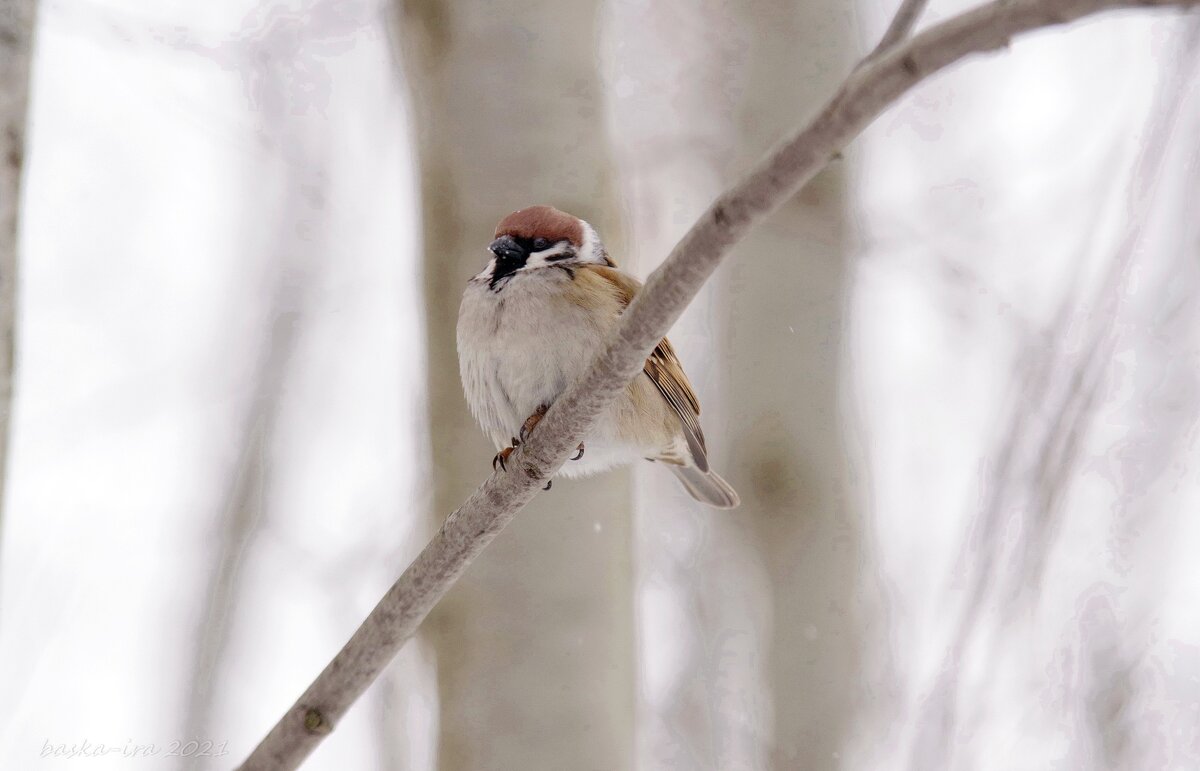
[643,338,708,469]
[586,265,709,471]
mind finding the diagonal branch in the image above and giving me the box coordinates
[237,0,1200,767]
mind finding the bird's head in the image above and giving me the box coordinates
[484,205,612,288]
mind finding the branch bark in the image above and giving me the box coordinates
[869,0,930,58]
[0,0,38,586]
[237,0,1200,767]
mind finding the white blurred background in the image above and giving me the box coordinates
[0,0,1197,769]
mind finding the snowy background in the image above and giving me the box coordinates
[0,0,1197,769]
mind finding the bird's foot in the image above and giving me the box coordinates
[570,443,585,461]
[492,445,515,472]
[519,405,548,443]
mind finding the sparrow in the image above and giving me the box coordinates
[456,205,740,509]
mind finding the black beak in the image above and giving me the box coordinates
[489,235,528,264]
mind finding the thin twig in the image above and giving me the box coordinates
[236,0,1200,767]
[869,0,931,59]
[0,0,39,611]
[182,285,302,760]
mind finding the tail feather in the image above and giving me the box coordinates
[669,465,740,509]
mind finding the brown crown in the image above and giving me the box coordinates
[494,205,584,246]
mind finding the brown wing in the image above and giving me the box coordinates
[587,265,709,471]
[643,337,709,470]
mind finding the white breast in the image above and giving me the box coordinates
[458,267,672,479]
[457,271,603,449]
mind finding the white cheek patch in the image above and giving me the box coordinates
[513,223,608,273]
[525,245,573,269]
[576,222,607,265]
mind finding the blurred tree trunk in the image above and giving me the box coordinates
[720,4,867,766]
[603,1,866,767]
[393,2,635,769]
[0,0,37,558]
[600,2,771,769]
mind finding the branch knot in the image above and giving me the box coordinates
[301,707,332,736]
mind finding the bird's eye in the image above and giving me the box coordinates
[532,238,551,251]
